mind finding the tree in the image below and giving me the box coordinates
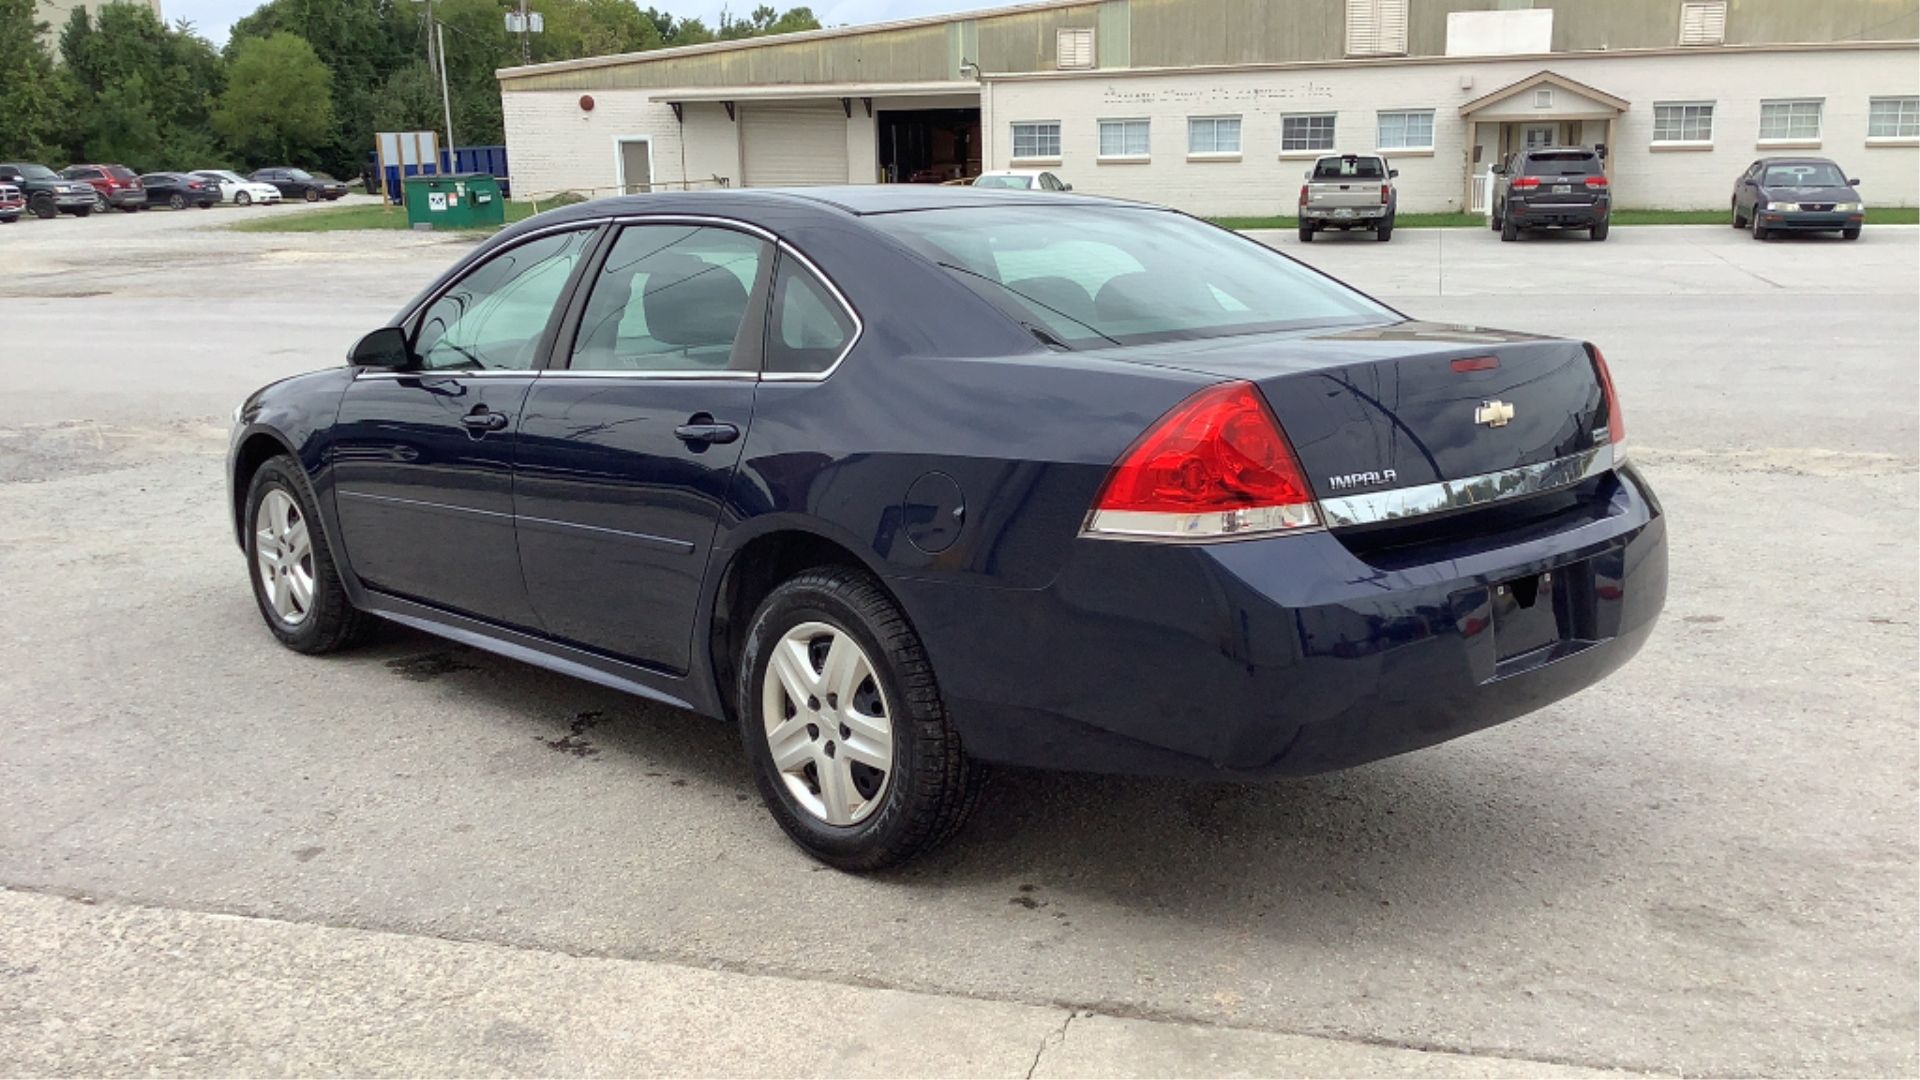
[215,32,334,166]
[0,0,67,162]
[226,0,415,175]
[537,0,665,61]
[57,3,225,169]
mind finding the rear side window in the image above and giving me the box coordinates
[766,256,855,374]
[107,166,135,180]
[1522,152,1600,177]
[569,224,768,373]
[1313,157,1385,180]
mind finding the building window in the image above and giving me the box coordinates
[1534,88,1553,109]
[1056,27,1095,69]
[1679,1,1727,45]
[1098,119,1151,158]
[1011,122,1061,160]
[1653,102,1715,143]
[1868,96,1920,138]
[1376,109,1434,151]
[1282,113,1337,152]
[1188,116,1242,155]
[1759,99,1822,141]
[1346,0,1409,55]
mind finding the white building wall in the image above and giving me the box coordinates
[502,89,692,199]
[982,46,1919,216]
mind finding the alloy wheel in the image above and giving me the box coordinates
[236,191,251,207]
[761,621,894,826]
[255,489,315,625]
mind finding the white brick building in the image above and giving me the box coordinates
[497,0,1920,217]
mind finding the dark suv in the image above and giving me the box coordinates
[0,162,98,218]
[60,163,145,212]
[1492,147,1611,242]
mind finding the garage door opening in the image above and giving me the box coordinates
[878,109,980,184]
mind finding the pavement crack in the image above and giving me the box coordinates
[1026,1009,1078,1079]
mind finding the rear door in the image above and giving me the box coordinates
[513,221,774,673]
[331,226,600,629]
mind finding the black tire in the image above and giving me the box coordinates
[119,203,139,213]
[304,187,320,202]
[235,191,252,207]
[737,566,983,870]
[1842,226,1861,241]
[94,192,110,212]
[1489,206,1502,231]
[1298,224,1313,243]
[1752,218,1769,241]
[1731,201,1748,229]
[69,206,91,217]
[1375,219,1393,242]
[1500,215,1519,242]
[244,455,373,655]
[197,201,212,209]
[29,193,56,219]
[1589,219,1609,241]
[0,213,16,224]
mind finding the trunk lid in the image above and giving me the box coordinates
[1098,321,1610,501]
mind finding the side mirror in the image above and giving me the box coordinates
[1491,165,1506,176]
[349,326,412,368]
[1060,182,1073,191]
[1388,168,1399,178]
[1848,178,1861,186]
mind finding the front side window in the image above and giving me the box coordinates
[1188,116,1242,155]
[1282,113,1336,152]
[414,229,595,371]
[872,206,1394,349]
[975,174,1035,189]
[1098,119,1151,158]
[1868,96,1920,138]
[1653,102,1715,143]
[1011,122,1061,159]
[1376,109,1434,151]
[570,224,768,372]
[765,256,855,374]
[1759,99,1823,141]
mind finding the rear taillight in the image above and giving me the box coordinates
[1584,175,1609,190]
[1084,381,1320,540]
[1511,176,1540,191]
[1298,184,1308,209]
[1587,343,1627,463]
[1380,184,1390,205]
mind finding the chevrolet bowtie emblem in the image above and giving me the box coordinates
[1476,399,1516,427]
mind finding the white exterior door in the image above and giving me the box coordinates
[741,105,849,187]
[1523,124,1556,149]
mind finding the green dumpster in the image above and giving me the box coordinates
[403,173,506,230]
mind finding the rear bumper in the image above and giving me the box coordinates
[895,465,1666,779]
[1758,211,1862,231]
[1302,206,1388,223]
[1509,201,1608,228]
[105,189,144,207]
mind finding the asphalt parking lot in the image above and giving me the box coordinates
[2,206,1915,1076]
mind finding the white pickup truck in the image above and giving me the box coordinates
[1297,154,1398,243]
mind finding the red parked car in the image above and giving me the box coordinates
[59,164,145,212]
[0,182,24,223]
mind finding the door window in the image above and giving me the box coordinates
[765,255,855,374]
[570,224,769,372]
[414,229,595,371]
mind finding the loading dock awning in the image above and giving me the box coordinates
[650,81,979,106]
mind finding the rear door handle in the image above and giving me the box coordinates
[461,408,509,432]
[674,415,739,445]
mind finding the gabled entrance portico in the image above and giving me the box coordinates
[1460,70,1628,212]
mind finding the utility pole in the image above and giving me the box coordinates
[437,20,456,158]
[518,0,531,64]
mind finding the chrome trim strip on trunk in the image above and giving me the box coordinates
[1318,445,1614,529]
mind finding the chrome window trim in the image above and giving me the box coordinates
[536,369,759,381]
[760,239,864,383]
[396,219,605,328]
[1318,445,1613,529]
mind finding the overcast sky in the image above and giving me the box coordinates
[165,0,1012,47]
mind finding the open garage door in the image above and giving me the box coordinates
[741,105,849,187]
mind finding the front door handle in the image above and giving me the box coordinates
[674,414,739,445]
[461,407,509,432]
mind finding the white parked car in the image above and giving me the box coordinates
[191,170,283,206]
[972,168,1073,192]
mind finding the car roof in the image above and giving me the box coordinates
[978,168,1048,177]
[533,186,1134,221]
[1756,156,1841,166]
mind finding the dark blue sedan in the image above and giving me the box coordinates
[228,187,1667,869]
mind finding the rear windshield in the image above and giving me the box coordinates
[1763,162,1848,187]
[973,175,1034,190]
[1523,152,1601,176]
[870,205,1394,348]
[1313,157,1386,180]
[11,164,56,180]
[107,166,136,180]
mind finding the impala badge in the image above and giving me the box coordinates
[1476,399,1516,428]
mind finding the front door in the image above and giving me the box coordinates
[1523,124,1557,150]
[514,222,772,673]
[618,139,652,195]
[332,226,599,629]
